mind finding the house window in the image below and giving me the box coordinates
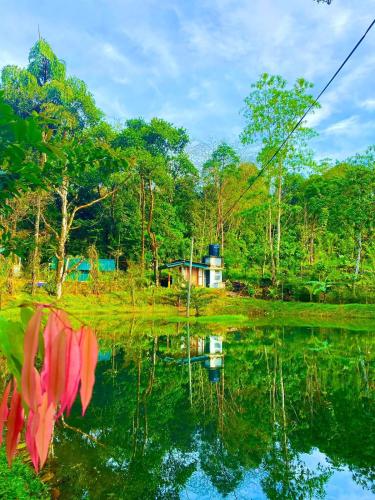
[215,271,221,281]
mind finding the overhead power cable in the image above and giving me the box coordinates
[223,17,375,222]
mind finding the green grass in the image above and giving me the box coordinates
[211,296,375,319]
[1,290,374,331]
[0,449,49,500]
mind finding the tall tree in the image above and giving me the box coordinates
[241,74,319,283]
[114,118,191,283]
[0,91,51,252]
[1,39,113,296]
[202,143,240,254]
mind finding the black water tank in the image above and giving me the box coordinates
[208,244,220,257]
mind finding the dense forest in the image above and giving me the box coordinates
[0,39,374,302]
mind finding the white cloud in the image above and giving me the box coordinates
[113,76,130,86]
[305,105,333,128]
[325,115,359,135]
[1,0,375,160]
[121,25,180,78]
[93,87,130,122]
[360,98,375,110]
[101,43,129,65]
[329,8,351,35]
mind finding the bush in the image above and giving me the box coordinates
[0,448,49,499]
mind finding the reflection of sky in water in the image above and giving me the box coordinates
[304,450,375,500]
[182,449,374,499]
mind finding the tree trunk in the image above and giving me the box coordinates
[31,194,41,295]
[262,224,268,277]
[309,234,315,265]
[6,218,18,295]
[140,178,145,269]
[216,182,221,244]
[219,183,224,254]
[55,176,69,299]
[275,164,282,274]
[268,204,276,285]
[52,175,117,298]
[355,231,362,278]
[215,179,225,253]
[147,180,159,286]
[200,198,207,257]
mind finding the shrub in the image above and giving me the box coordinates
[0,448,49,499]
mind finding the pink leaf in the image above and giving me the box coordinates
[40,310,61,392]
[6,381,24,466]
[59,329,81,417]
[75,327,83,346]
[79,326,98,415]
[0,382,11,446]
[41,310,68,405]
[26,409,39,472]
[35,393,55,469]
[47,328,67,406]
[21,306,43,410]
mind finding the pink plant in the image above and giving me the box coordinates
[0,305,98,471]
[0,382,11,445]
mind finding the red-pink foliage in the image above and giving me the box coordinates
[0,306,98,471]
[79,326,98,416]
[0,382,11,445]
[21,306,43,410]
[6,382,24,466]
[35,393,55,469]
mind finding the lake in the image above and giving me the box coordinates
[51,322,375,499]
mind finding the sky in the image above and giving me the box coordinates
[0,0,374,164]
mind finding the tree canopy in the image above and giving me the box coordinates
[0,40,373,302]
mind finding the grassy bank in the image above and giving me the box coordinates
[209,295,375,319]
[1,289,374,330]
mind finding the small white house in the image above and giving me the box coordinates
[163,244,224,288]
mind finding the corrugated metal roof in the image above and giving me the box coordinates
[50,257,115,272]
[98,259,116,271]
[163,260,209,270]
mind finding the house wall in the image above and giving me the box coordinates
[198,268,204,286]
[183,266,200,286]
[206,269,224,288]
[177,264,223,288]
[203,256,223,268]
[202,255,224,288]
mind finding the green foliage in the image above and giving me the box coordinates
[241,73,318,169]
[0,448,49,499]
[0,316,24,384]
[0,91,49,215]
[120,262,150,306]
[202,142,240,182]
[0,40,374,304]
[168,285,215,316]
[1,38,101,128]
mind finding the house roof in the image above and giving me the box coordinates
[162,260,209,270]
[50,257,115,272]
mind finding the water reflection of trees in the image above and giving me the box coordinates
[52,323,374,499]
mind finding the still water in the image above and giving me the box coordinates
[52,323,374,499]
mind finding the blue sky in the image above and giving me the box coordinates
[0,0,374,164]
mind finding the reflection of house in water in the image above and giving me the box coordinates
[158,335,224,384]
[204,337,223,383]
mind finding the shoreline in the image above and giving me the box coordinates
[1,291,374,331]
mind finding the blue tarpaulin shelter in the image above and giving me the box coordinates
[50,258,115,282]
